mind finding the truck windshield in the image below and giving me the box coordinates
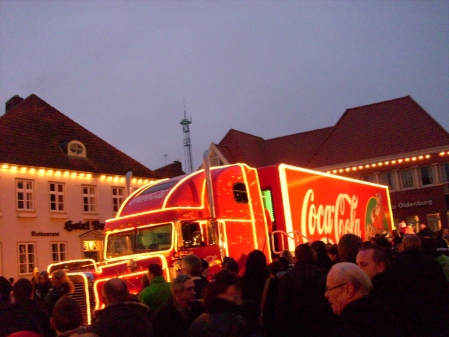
[106,223,173,258]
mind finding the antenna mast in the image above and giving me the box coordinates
[180,101,193,173]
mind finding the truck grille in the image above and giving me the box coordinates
[69,274,94,326]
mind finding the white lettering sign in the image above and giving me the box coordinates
[301,189,361,243]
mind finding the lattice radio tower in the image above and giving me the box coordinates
[180,102,193,173]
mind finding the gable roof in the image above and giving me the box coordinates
[214,96,449,170]
[306,96,449,168]
[215,127,333,167]
[216,129,265,167]
[260,127,333,166]
[0,94,161,178]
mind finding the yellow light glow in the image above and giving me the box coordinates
[372,164,376,167]
[2,164,8,169]
[11,166,17,171]
[398,159,403,163]
[339,169,343,173]
[412,157,416,161]
[39,169,45,174]
[358,166,363,169]
[21,167,27,172]
[426,155,431,158]
[55,171,61,175]
[378,163,382,166]
[80,173,85,177]
[345,168,350,172]
[365,165,369,168]
[71,172,77,177]
[405,158,410,162]
[352,167,357,171]
[30,168,36,173]
[384,161,389,165]
[418,156,423,159]
[101,175,106,179]
[64,171,70,176]
[392,160,396,164]
[440,152,445,156]
[107,176,112,181]
[86,173,92,178]
[332,170,337,173]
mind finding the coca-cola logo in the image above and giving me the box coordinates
[301,189,361,243]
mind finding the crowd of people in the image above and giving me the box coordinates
[1,224,449,337]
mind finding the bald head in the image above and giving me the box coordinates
[102,278,130,305]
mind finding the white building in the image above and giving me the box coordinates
[0,94,161,280]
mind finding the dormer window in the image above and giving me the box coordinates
[67,140,86,158]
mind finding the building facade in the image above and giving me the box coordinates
[0,94,161,280]
[207,96,449,232]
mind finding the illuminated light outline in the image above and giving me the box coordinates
[238,166,258,250]
[248,164,273,260]
[92,254,169,309]
[278,163,392,250]
[67,272,92,324]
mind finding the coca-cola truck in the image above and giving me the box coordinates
[48,159,393,324]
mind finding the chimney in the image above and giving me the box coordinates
[5,95,24,113]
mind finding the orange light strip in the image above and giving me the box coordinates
[1,162,152,184]
[327,152,446,175]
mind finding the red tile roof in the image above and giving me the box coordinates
[0,94,161,178]
[306,96,449,168]
[216,127,333,167]
[216,96,449,169]
[154,161,186,178]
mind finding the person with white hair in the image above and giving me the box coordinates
[325,262,403,337]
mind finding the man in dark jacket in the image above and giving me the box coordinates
[356,243,410,334]
[13,278,54,337]
[392,234,449,337]
[325,262,404,337]
[152,274,203,337]
[275,244,335,337]
[69,278,152,337]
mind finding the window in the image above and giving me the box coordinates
[420,166,434,186]
[67,140,86,158]
[362,174,375,183]
[49,182,65,211]
[106,223,173,258]
[112,187,125,213]
[440,163,449,182]
[233,183,248,203]
[51,242,67,262]
[400,169,414,189]
[18,243,36,274]
[380,172,395,191]
[16,179,34,210]
[262,189,275,222]
[82,186,97,213]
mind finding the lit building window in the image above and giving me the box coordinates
[400,169,414,189]
[49,182,65,211]
[420,166,434,186]
[18,243,36,275]
[112,187,125,213]
[82,185,97,213]
[51,242,67,262]
[16,179,34,210]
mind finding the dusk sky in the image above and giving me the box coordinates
[1,1,448,173]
